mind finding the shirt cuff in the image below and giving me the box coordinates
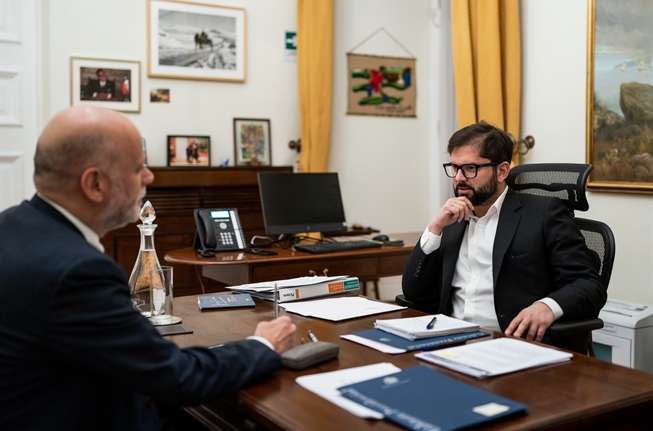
[536,298,564,320]
[247,335,275,351]
[419,226,442,255]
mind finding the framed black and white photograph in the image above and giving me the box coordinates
[233,118,271,166]
[167,135,210,166]
[70,57,141,112]
[148,0,246,82]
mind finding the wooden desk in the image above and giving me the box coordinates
[169,296,653,431]
[165,232,420,286]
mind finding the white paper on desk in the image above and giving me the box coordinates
[340,334,406,354]
[416,337,573,378]
[280,297,405,321]
[295,362,401,419]
[227,276,348,293]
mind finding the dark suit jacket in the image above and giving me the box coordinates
[402,189,606,332]
[0,196,281,431]
[87,79,116,99]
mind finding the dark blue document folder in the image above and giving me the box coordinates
[350,329,489,352]
[338,365,526,431]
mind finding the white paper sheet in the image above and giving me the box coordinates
[416,337,573,378]
[227,275,348,292]
[295,362,402,418]
[280,297,405,321]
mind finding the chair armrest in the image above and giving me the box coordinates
[545,318,604,337]
[395,294,439,314]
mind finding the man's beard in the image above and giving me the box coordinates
[454,170,498,207]
[96,180,144,236]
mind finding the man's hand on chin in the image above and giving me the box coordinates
[504,302,555,343]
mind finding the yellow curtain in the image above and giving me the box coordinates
[451,0,521,164]
[296,0,334,172]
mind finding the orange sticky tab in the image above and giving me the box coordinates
[328,281,344,293]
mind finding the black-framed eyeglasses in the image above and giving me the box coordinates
[442,162,498,179]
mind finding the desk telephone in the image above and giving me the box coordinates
[194,208,246,254]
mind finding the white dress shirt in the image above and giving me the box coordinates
[420,188,563,331]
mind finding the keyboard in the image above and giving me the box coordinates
[294,240,383,254]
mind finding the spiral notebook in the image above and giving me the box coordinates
[374,314,479,340]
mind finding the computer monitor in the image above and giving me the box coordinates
[257,173,348,236]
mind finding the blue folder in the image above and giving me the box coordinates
[350,329,490,352]
[338,365,527,431]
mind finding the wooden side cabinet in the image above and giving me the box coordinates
[101,166,293,295]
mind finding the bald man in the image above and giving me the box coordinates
[0,107,296,431]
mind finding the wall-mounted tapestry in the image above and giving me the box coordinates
[347,54,416,118]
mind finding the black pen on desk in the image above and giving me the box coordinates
[307,330,318,343]
[426,316,437,330]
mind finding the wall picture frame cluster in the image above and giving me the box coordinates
[233,118,271,166]
[167,135,211,167]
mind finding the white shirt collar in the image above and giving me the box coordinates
[37,193,105,252]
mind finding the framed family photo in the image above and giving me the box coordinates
[70,57,140,112]
[148,0,246,82]
[586,0,653,194]
[233,118,271,166]
[167,135,210,167]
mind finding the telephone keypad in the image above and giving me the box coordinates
[218,231,234,245]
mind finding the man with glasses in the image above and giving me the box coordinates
[402,121,605,344]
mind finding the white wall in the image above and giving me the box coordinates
[44,0,299,169]
[331,0,432,234]
[521,0,653,306]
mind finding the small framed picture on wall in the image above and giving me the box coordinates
[233,118,271,166]
[70,57,141,112]
[167,135,210,167]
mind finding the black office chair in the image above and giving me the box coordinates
[396,163,615,355]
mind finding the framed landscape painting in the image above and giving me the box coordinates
[586,0,653,194]
[148,0,246,82]
[70,57,140,112]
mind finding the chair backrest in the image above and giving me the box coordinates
[507,163,615,290]
[573,217,615,289]
[507,163,593,216]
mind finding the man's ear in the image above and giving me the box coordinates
[497,161,511,183]
[79,167,108,204]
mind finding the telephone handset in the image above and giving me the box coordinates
[194,208,246,254]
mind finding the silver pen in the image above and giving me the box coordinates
[273,282,278,319]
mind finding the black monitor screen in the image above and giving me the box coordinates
[257,173,347,235]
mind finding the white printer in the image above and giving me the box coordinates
[593,299,653,373]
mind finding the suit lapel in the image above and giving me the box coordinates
[493,189,522,286]
[439,221,467,313]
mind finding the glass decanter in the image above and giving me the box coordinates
[128,201,162,317]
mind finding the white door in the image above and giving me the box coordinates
[0,0,42,211]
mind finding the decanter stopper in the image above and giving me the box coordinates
[140,200,156,225]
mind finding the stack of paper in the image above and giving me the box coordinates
[281,297,405,321]
[374,314,480,340]
[416,337,573,378]
[226,275,359,302]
